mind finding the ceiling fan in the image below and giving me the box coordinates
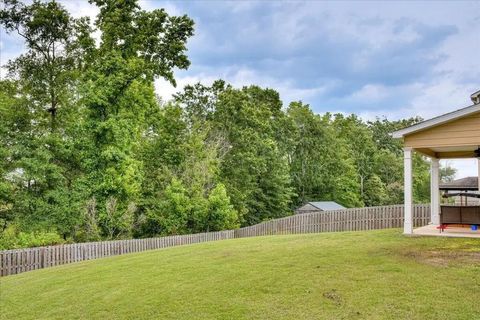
[475,147,480,158]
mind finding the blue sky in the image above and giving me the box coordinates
[1,0,479,177]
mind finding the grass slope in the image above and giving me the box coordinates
[1,229,480,320]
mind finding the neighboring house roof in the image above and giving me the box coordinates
[304,201,346,211]
[440,176,479,191]
[391,102,480,138]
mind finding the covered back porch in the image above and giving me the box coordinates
[393,91,480,237]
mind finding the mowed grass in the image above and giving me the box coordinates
[1,229,480,320]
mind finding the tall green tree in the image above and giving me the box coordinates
[440,164,457,183]
[1,0,81,131]
[332,114,379,205]
[213,86,294,224]
[79,0,194,235]
[1,0,86,237]
[0,81,23,231]
[286,102,361,207]
[137,101,188,236]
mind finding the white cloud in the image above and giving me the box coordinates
[139,0,181,15]
[408,80,477,116]
[59,0,98,19]
[226,68,330,104]
[155,73,219,101]
[155,66,331,108]
[356,79,477,121]
[328,2,479,120]
[349,84,389,103]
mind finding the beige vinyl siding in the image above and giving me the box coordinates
[404,112,480,148]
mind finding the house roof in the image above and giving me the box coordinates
[440,176,479,191]
[392,102,480,138]
[308,201,346,211]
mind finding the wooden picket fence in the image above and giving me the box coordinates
[234,204,430,237]
[0,204,430,277]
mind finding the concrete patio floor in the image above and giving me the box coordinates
[413,224,480,238]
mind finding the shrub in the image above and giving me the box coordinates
[205,183,239,231]
[0,226,65,250]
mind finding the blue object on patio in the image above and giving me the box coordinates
[471,225,478,231]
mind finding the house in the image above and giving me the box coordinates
[392,90,480,235]
[295,201,346,214]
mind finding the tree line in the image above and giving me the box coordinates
[0,0,453,249]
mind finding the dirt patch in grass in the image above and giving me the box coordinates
[323,289,343,306]
[402,249,480,267]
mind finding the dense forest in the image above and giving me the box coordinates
[0,0,454,249]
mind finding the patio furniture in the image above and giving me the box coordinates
[439,205,480,232]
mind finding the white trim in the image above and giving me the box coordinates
[404,148,413,234]
[478,159,480,193]
[430,158,440,225]
[392,103,480,138]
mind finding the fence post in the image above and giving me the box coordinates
[40,247,45,269]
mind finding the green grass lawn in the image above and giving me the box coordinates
[1,229,480,320]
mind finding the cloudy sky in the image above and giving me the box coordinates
[1,0,479,177]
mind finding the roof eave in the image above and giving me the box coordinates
[391,103,480,138]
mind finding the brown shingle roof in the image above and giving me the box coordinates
[440,176,478,190]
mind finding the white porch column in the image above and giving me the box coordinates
[430,158,440,225]
[404,148,413,234]
[478,159,480,194]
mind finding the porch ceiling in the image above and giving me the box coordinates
[415,145,479,159]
